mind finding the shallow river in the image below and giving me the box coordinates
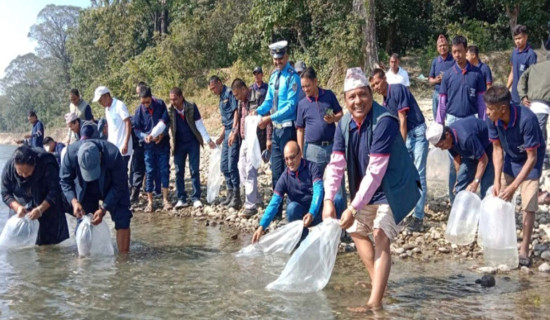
[1,145,550,319]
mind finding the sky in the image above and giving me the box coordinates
[0,0,90,78]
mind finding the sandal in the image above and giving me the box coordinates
[519,256,532,268]
[145,203,154,213]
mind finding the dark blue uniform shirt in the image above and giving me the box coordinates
[429,53,455,92]
[439,62,486,118]
[296,88,343,143]
[383,84,425,132]
[133,99,170,149]
[448,118,491,161]
[511,44,537,104]
[274,159,322,209]
[219,85,238,130]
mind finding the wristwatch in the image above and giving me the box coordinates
[347,205,357,217]
[474,178,480,184]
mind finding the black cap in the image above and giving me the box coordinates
[253,66,263,74]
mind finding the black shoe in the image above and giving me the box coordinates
[220,190,233,206]
[407,217,424,232]
[130,187,140,203]
[228,190,242,209]
[240,208,257,218]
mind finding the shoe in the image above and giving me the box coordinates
[193,200,203,208]
[407,217,424,232]
[130,187,140,203]
[163,200,173,210]
[145,202,154,213]
[174,200,189,209]
[228,189,242,209]
[519,256,532,268]
[154,191,162,198]
[240,208,257,218]
[220,190,233,206]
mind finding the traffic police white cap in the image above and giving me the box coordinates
[269,40,288,58]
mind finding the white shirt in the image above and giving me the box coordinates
[530,101,550,115]
[386,67,410,87]
[105,97,133,156]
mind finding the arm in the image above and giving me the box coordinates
[259,193,284,229]
[122,117,131,154]
[308,180,324,219]
[269,74,300,122]
[518,66,531,106]
[507,68,513,89]
[228,108,239,146]
[323,152,346,202]
[85,105,94,121]
[477,93,486,120]
[466,153,489,192]
[436,94,447,124]
[492,140,504,196]
[398,111,407,141]
[500,148,537,202]
[297,128,305,153]
[59,150,79,206]
[256,80,274,116]
[453,153,461,173]
[102,152,128,212]
[1,163,17,208]
[195,119,212,143]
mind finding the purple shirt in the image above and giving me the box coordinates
[296,88,342,143]
[511,44,537,104]
[383,84,425,131]
[439,62,486,118]
[429,53,455,92]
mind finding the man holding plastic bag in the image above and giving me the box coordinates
[60,139,133,253]
[323,68,420,311]
[485,85,545,268]
[232,78,264,218]
[252,141,328,243]
[426,118,494,199]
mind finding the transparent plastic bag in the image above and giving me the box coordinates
[207,146,222,204]
[0,215,39,248]
[266,218,341,293]
[76,215,93,256]
[426,148,450,199]
[236,220,304,256]
[245,115,262,169]
[76,215,115,257]
[445,191,481,245]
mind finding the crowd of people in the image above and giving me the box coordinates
[2,23,550,311]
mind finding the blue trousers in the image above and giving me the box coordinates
[144,146,170,193]
[406,124,428,219]
[432,90,439,121]
[445,114,475,203]
[221,128,240,190]
[174,140,201,202]
[454,157,494,199]
[287,195,345,240]
[271,126,296,188]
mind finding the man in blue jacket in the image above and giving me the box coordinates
[60,139,132,253]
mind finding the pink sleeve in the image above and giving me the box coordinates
[323,152,346,201]
[435,94,447,124]
[350,154,390,211]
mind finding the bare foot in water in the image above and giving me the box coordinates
[347,303,382,313]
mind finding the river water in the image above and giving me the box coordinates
[1,144,550,319]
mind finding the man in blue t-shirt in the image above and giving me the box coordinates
[252,141,324,243]
[370,68,428,232]
[429,34,455,120]
[210,76,241,209]
[426,119,494,199]
[507,24,537,105]
[466,45,493,89]
[485,85,545,268]
[16,111,44,148]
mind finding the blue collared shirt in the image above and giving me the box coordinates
[219,85,238,130]
[256,62,301,124]
[429,53,455,92]
[30,120,44,148]
[475,61,493,87]
[296,88,342,143]
[448,118,491,161]
[133,98,170,149]
[383,84,425,132]
[439,62,486,118]
[487,104,544,180]
[511,44,537,104]
[250,82,268,106]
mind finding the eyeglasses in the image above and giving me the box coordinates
[284,153,298,161]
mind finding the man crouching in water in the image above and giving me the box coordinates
[322,68,420,311]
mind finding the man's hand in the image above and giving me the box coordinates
[154,133,164,144]
[24,134,31,139]
[339,209,355,229]
[266,140,272,151]
[145,134,154,144]
[303,213,314,227]
[91,208,106,225]
[498,184,517,202]
[466,181,479,193]
[323,114,336,124]
[215,134,224,146]
[522,97,531,107]
[72,199,84,218]
[436,74,443,83]
[258,116,271,130]
[16,205,27,218]
[252,226,264,243]
[208,140,216,149]
[27,207,42,220]
[492,181,501,197]
[322,200,336,221]
[121,143,128,155]
[228,132,236,147]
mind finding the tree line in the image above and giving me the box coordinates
[0,0,548,132]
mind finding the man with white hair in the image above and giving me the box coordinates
[323,67,420,311]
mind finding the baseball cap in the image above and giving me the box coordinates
[253,66,263,74]
[92,86,110,103]
[77,142,101,182]
[295,61,306,73]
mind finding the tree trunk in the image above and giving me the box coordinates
[353,0,379,74]
[505,4,519,37]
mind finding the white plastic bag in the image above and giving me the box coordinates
[0,215,39,248]
[76,215,93,256]
[266,218,341,293]
[445,191,481,245]
[244,115,262,169]
[426,148,450,199]
[207,146,222,204]
[236,220,304,256]
[76,215,115,257]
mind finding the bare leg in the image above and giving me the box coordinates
[366,228,391,309]
[351,232,375,279]
[520,210,535,258]
[162,188,172,210]
[146,193,153,212]
[116,228,131,253]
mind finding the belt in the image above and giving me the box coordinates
[309,140,333,146]
[272,121,294,129]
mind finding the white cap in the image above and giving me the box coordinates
[64,112,78,124]
[268,40,288,58]
[92,86,110,102]
[426,122,445,145]
[344,67,369,92]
